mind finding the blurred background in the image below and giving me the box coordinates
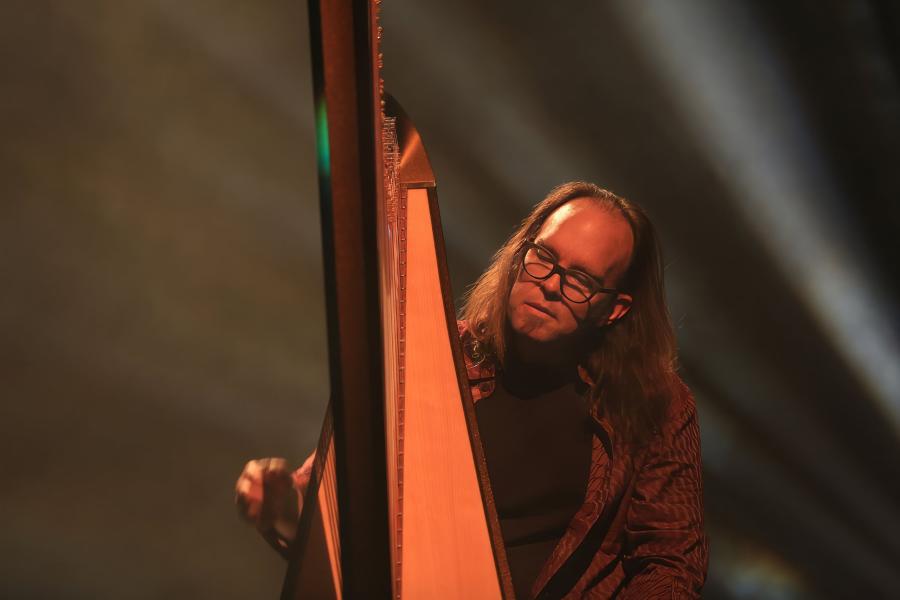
[2,0,899,598]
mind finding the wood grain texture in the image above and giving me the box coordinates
[399,188,502,599]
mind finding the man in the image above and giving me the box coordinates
[236,182,708,598]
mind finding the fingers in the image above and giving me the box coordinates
[235,458,294,527]
[235,473,263,522]
[235,459,267,523]
[266,457,288,472]
[258,463,294,530]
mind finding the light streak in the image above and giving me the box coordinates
[615,0,900,432]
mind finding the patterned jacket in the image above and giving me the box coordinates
[292,322,708,599]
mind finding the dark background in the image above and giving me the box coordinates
[2,1,899,598]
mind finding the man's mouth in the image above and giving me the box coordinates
[525,302,555,319]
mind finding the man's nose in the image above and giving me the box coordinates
[539,271,564,297]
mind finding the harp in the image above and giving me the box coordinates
[280,1,514,598]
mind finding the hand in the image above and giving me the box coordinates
[235,457,301,545]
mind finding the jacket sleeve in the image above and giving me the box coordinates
[618,386,709,599]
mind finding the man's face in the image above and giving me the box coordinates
[506,198,635,349]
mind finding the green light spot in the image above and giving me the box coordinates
[315,99,331,180]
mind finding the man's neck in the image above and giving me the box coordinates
[508,323,589,366]
[503,333,579,391]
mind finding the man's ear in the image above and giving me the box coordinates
[604,293,632,325]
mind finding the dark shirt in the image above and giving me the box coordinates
[460,322,708,599]
[476,362,593,599]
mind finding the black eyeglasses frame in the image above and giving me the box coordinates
[519,240,620,304]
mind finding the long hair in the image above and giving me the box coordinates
[459,181,680,445]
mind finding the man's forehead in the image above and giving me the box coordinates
[540,202,580,234]
[536,199,633,278]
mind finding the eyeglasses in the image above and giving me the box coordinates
[520,240,619,304]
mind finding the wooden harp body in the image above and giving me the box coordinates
[281,2,513,599]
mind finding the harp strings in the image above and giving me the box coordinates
[319,434,343,597]
[380,115,405,599]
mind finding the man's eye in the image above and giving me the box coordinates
[568,272,595,289]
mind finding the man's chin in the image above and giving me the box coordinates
[508,311,572,346]
[512,323,561,344]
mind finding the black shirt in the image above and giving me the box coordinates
[475,361,593,599]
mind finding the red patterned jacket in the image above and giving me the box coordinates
[292,322,708,599]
